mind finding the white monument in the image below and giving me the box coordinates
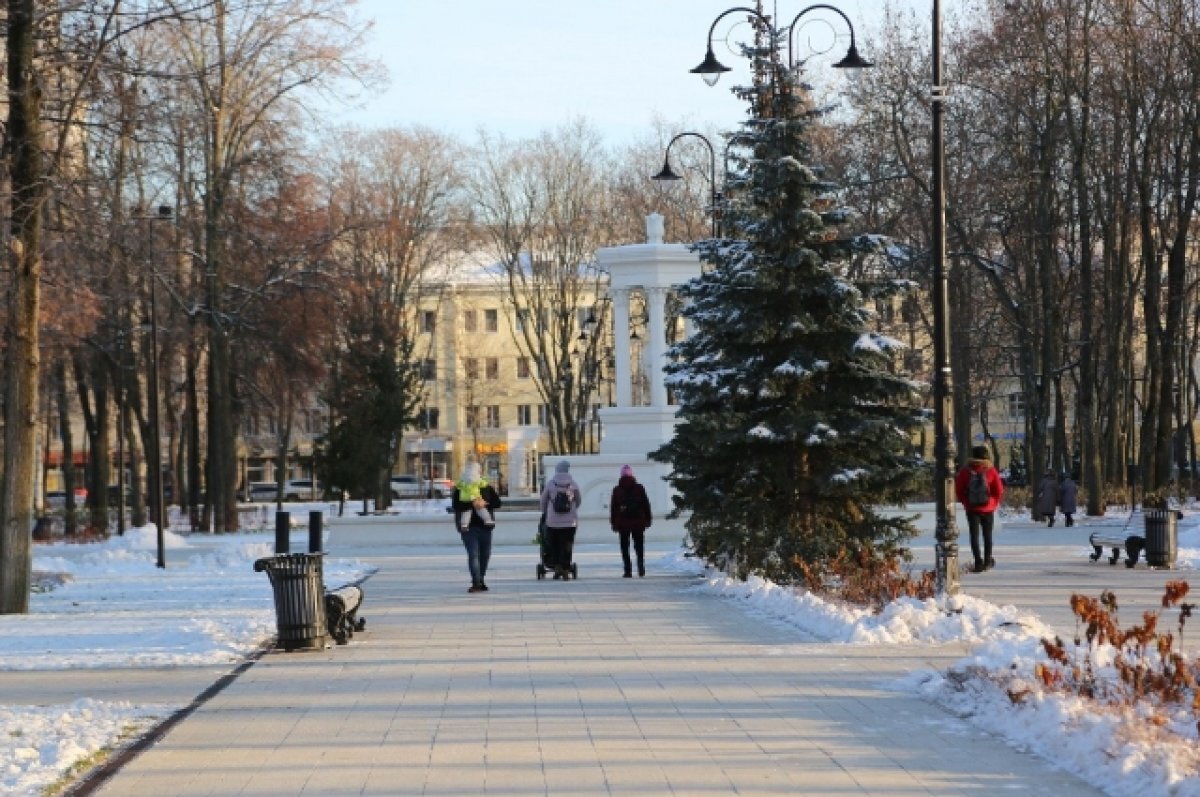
[559,214,701,541]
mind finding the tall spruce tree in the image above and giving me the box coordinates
[653,58,925,583]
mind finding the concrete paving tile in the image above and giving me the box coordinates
[75,536,1120,797]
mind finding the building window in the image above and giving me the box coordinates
[485,405,501,428]
[537,404,549,427]
[463,310,477,333]
[465,358,479,380]
[422,407,440,430]
[486,357,499,380]
[421,359,437,380]
[517,405,532,425]
[517,357,530,379]
[485,308,498,332]
[516,308,530,332]
[421,310,436,334]
[466,405,480,428]
[1008,393,1026,420]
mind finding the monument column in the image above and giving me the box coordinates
[646,286,669,407]
[612,287,632,408]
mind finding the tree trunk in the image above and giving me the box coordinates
[54,361,77,537]
[187,343,203,529]
[0,0,42,613]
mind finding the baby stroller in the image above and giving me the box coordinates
[535,511,578,580]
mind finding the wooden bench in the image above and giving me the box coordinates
[325,584,366,644]
[1088,531,1144,568]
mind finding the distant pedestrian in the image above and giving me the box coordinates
[954,445,1004,573]
[451,464,502,593]
[540,460,581,580]
[609,465,652,578]
[1035,470,1059,527]
[1057,473,1078,527]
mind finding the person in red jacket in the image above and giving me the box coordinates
[954,445,1005,573]
[609,465,652,578]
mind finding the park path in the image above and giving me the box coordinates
[86,520,1111,797]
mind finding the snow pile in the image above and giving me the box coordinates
[0,699,162,797]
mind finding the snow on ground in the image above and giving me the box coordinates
[2,506,1199,796]
[661,510,1200,797]
[0,520,375,797]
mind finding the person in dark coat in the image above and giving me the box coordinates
[1057,473,1078,527]
[1034,470,1059,526]
[609,465,652,578]
[954,445,1005,573]
[451,466,502,593]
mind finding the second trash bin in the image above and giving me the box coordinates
[254,553,328,651]
[1142,509,1180,569]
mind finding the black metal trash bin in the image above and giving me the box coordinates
[254,553,327,651]
[1142,509,1179,568]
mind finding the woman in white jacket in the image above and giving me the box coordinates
[540,460,582,580]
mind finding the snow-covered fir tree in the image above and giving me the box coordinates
[652,57,926,583]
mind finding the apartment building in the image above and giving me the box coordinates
[404,279,608,497]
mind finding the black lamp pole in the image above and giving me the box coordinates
[930,0,958,597]
[651,131,719,238]
[147,204,173,568]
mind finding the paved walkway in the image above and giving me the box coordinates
[70,512,1182,797]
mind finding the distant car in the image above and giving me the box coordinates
[390,475,423,499]
[283,479,322,501]
[245,481,279,502]
[391,475,453,499]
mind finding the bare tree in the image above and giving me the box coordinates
[157,0,377,530]
[321,126,467,505]
[466,120,625,454]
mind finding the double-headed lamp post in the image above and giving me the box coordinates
[929,0,958,597]
[690,3,872,87]
[651,132,719,238]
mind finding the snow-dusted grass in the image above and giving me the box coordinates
[0,524,375,797]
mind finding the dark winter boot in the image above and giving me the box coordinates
[637,561,645,577]
[1065,515,1074,527]
[623,568,632,578]
[972,559,986,574]
[1047,517,1055,527]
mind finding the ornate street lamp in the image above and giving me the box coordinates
[651,131,718,238]
[690,4,872,86]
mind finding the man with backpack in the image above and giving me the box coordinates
[954,444,1005,573]
[540,460,582,580]
[609,464,652,578]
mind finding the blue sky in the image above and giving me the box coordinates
[337,0,925,145]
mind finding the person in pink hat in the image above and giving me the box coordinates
[609,465,652,577]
